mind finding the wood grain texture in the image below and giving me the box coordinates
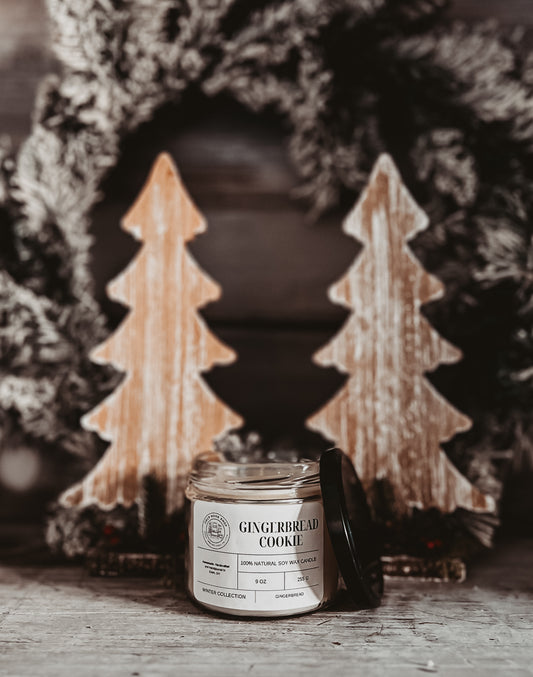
[60,154,242,513]
[1,539,532,677]
[307,155,494,516]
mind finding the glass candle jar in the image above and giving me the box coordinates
[185,451,339,618]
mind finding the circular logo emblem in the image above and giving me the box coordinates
[202,512,230,550]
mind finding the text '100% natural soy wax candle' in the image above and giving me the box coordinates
[185,448,384,618]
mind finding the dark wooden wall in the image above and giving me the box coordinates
[1,1,532,483]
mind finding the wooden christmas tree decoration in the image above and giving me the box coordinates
[59,153,242,514]
[307,154,495,517]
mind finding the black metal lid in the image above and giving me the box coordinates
[319,448,384,608]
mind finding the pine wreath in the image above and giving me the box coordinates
[1,0,532,553]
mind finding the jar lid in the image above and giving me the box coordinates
[319,448,384,608]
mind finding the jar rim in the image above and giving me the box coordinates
[188,451,320,495]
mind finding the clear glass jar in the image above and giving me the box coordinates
[185,451,339,618]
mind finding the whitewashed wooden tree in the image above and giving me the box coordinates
[59,153,242,514]
[307,154,495,517]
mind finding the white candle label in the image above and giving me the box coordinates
[192,500,324,613]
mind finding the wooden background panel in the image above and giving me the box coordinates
[206,327,345,442]
[455,0,531,23]
[0,0,55,146]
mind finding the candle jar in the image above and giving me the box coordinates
[185,452,339,618]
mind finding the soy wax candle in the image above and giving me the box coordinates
[185,448,383,618]
[185,452,338,617]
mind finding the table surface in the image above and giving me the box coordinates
[1,539,532,677]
